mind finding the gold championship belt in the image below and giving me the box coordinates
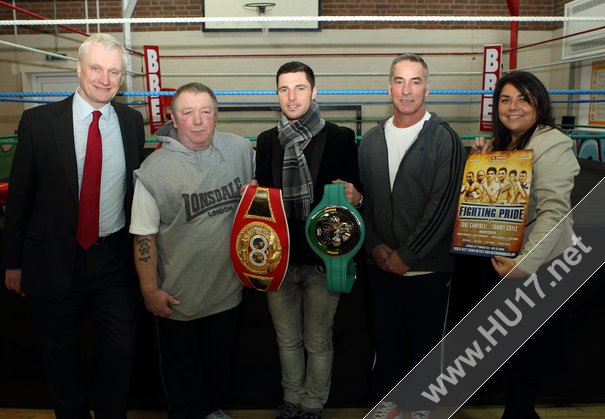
[305,183,365,293]
[230,185,290,292]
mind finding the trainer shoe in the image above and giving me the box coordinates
[205,410,232,419]
[410,410,430,419]
[276,402,300,419]
[298,409,322,419]
[372,401,403,419]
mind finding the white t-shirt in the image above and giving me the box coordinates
[129,179,161,235]
[384,111,433,276]
[384,112,431,190]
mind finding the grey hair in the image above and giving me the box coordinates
[171,82,218,113]
[78,33,127,70]
[389,53,430,83]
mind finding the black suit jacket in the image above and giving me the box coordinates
[2,95,145,300]
[255,121,362,265]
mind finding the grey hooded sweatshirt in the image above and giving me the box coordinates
[135,132,255,320]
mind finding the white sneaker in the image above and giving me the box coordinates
[372,401,403,419]
[410,410,430,419]
[205,410,232,419]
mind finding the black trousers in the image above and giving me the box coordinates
[451,254,566,419]
[29,232,137,419]
[155,305,240,419]
[367,265,451,402]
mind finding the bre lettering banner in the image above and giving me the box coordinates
[144,45,164,134]
[480,44,502,132]
[452,150,533,257]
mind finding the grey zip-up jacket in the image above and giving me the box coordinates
[359,112,466,272]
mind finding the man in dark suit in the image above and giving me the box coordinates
[254,61,362,419]
[3,33,145,419]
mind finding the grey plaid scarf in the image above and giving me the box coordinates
[278,101,325,220]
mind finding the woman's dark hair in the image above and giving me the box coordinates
[492,70,555,151]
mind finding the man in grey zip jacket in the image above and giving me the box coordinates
[359,53,466,411]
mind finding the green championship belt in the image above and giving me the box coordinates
[305,183,365,293]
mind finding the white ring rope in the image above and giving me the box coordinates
[0,15,604,26]
[161,71,483,78]
[0,39,145,76]
[0,39,78,62]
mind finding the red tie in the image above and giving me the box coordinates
[77,110,103,249]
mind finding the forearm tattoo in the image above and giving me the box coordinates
[137,237,151,263]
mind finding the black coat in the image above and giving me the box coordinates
[2,95,145,300]
[255,121,362,265]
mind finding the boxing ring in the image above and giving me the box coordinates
[1,12,605,147]
[0,5,605,416]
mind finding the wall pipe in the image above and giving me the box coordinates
[507,0,520,70]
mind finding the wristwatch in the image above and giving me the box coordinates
[231,185,290,292]
[305,183,365,293]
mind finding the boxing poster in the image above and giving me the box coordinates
[451,150,533,257]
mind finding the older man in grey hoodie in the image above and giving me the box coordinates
[130,82,255,419]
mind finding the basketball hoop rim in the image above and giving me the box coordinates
[243,2,277,9]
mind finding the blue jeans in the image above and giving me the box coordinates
[267,264,340,411]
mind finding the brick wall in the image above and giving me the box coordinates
[321,0,568,31]
[0,0,571,35]
[0,0,203,34]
